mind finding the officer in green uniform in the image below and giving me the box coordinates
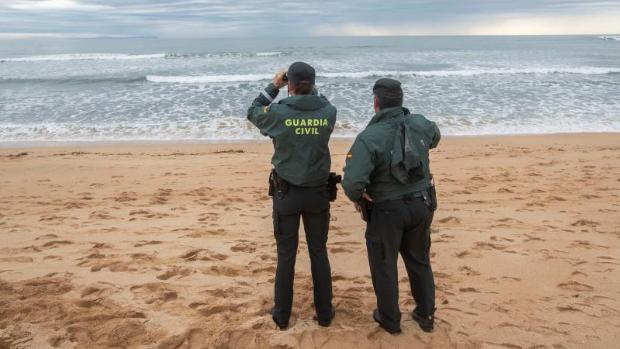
[247,62,337,330]
[342,78,441,334]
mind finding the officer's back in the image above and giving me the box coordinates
[247,62,337,330]
[248,65,336,186]
[342,78,440,334]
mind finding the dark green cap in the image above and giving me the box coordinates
[288,62,315,85]
[373,78,403,99]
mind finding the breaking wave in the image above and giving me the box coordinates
[147,67,620,84]
[0,53,167,62]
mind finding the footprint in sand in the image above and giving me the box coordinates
[437,216,461,224]
[92,242,113,249]
[134,240,163,248]
[22,246,42,253]
[41,240,73,249]
[459,287,480,293]
[200,287,253,301]
[79,283,117,303]
[39,215,74,222]
[204,264,243,277]
[77,192,94,200]
[64,201,86,209]
[77,252,153,273]
[157,266,193,280]
[455,250,481,259]
[129,209,172,220]
[130,283,178,305]
[197,212,218,222]
[557,281,594,292]
[89,210,116,220]
[150,188,172,205]
[230,241,257,253]
[114,191,138,203]
[458,266,481,276]
[526,201,546,207]
[248,262,276,275]
[196,302,245,317]
[43,255,63,261]
[473,241,507,251]
[523,234,544,242]
[35,234,59,240]
[571,219,600,227]
[497,217,523,224]
[182,228,226,238]
[180,248,228,261]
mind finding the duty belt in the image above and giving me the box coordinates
[373,189,432,209]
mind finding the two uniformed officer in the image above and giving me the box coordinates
[342,78,441,334]
[247,62,337,330]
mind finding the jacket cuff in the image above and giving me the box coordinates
[344,189,362,203]
[261,83,280,103]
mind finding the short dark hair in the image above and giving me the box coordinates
[373,78,403,109]
[288,62,315,95]
[293,81,314,95]
[375,94,403,109]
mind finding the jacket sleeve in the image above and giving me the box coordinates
[342,136,375,202]
[247,83,280,137]
[429,121,441,149]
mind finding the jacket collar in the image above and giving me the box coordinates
[368,107,410,126]
[279,95,328,111]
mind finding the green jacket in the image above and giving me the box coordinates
[247,83,337,187]
[342,107,441,203]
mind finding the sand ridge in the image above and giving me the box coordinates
[0,134,619,348]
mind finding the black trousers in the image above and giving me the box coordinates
[366,195,435,331]
[271,185,333,325]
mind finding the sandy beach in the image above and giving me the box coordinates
[1,133,619,349]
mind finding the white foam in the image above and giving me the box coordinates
[1,117,618,144]
[146,67,620,84]
[146,74,272,84]
[599,36,620,41]
[255,51,283,56]
[0,53,167,62]
[324,67,620,78]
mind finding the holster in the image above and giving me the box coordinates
[327,172,342,202]
[428,174,438,211]
[359,197,373,222]
[268,169,289,196]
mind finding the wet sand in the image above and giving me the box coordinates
[1,133,619,348]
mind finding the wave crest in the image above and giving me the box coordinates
[0,53,167,62]
[147,67,620,84]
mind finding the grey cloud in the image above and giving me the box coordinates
[0,0,618,37]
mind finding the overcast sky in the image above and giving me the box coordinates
[0,0,619,38]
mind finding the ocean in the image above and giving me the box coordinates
[1,35,619,144]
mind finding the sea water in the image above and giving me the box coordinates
[1,35,619,144]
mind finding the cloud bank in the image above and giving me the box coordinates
[0,0,618,38]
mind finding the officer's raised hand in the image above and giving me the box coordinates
[273,70,288,89]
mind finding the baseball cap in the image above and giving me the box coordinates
[287,62,316,85]
[373,78,403,99]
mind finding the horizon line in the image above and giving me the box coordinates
[0,33,619,40]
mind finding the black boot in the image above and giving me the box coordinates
[411,311,434,332]
[315,309,335,327]
[373,309,401,334]
[271,308,289,330]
